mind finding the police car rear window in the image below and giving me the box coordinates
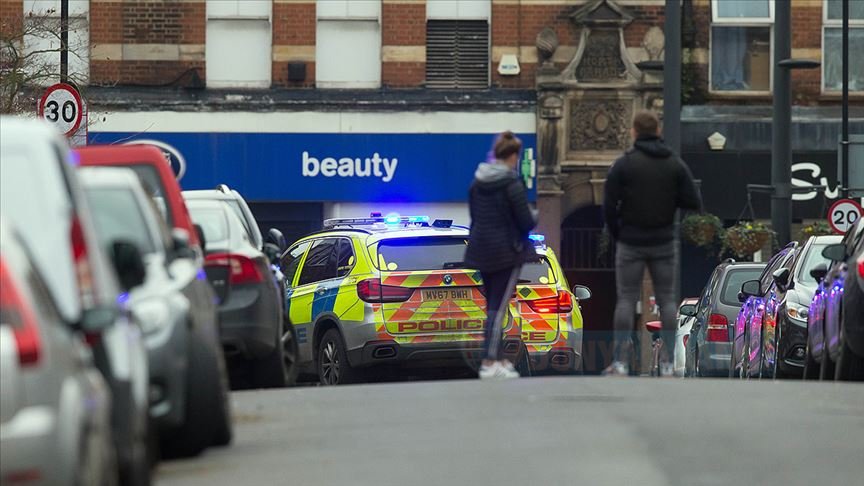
[376,237,468,271]
[519,258,557,284]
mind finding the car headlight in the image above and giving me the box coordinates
[133,299,172,334]
[787,304,809,321]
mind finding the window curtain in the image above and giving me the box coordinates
[825,28,864,91]
[712,27,749,90]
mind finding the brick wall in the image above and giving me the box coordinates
[381,1,426,88]
[90,0,205,87]
[0,0,23,39]
[272,0,315,88]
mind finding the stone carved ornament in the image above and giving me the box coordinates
[569,100,632,152]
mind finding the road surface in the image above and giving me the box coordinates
[156,377,864,486]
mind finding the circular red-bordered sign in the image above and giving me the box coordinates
[38,83,84,137]
[827,199,863,235]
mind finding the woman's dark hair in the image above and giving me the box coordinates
[493,131,522,160]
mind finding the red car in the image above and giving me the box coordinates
[75,145,202,251]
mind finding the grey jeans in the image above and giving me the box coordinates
[613,241,679,364]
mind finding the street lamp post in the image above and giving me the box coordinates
[842,0,850,196]
[60,0,69,83]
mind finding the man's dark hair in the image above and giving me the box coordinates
[632,111,660,137]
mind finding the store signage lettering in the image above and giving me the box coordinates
[302,151,398,183]
[791,162,841,201]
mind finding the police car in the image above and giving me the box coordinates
[511,235,590,374]
[280,214,523,385]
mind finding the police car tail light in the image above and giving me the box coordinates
[706,313,729,342]
[357,278,413,303]
[0,257,42,367]
[205,253,264,285]
[526,291,572,314]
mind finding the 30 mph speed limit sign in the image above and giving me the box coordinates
[38,83,84,137]
[828,199,863,234]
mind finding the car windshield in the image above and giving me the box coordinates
[797,243,832,285]
[85,188,156,255]
[188,207,230,246]
[376,237,468,271]
[720,268,764,306]
[122,164,173,226]
[518,258,557,284]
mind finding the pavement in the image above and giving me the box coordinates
[155,377,864,486]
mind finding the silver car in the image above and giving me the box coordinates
[0,118,150,484]
[78,167,233,458]
[0,219,115,486]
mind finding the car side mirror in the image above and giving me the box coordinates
[194,224,207,253]
[679,304,697,317]
[740,279,761,299]
[822,243,846,262]
[111,240,146,291]
[79,305,118,333]
[263,243,282,265]
[810,263,828,282]
[772,267,791,289]
[171,228,197,261]
[572,285,591,300]
[267,228,287,253]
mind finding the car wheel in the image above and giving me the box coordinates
[317,328,360,386]
[253,317,299,388]
[120,411,151,486]
[160,333,233,458]
[835,328,864,381]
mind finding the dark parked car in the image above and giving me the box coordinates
[185,198,296,388]
[78,167,233,458]
[757,235,840,379]
[732,243,799,379]
[684,260,765,377]
[806,218,864,381]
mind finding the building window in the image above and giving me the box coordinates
[426,0,490,89]
[710,0,773,92]
[316,0,381,89]
[206,1,272,88]
[823,0,864,92]
[21,0,90,86]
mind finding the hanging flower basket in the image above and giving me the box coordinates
[800,221,833,239]
[723,221,773,257]
[681,213,723,248]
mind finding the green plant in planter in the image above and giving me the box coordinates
[800,221,834,239]
[723,221,774,258]
[681,213,723,248]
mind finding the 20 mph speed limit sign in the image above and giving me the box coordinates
[828,199,863,234]
[38,83,84,137]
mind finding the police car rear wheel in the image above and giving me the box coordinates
[318,329,359,386]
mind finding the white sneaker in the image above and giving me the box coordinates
[602,361,630,377]
[479,361,520,380]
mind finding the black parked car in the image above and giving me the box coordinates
[185,198,297,388]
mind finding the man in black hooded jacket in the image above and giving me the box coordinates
[603,111,702,376]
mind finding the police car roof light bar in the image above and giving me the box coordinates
[323,216,432,229]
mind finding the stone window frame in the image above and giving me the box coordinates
[821,0,864,94]
[708,0,774,96]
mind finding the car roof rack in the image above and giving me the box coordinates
[215,184,231,194]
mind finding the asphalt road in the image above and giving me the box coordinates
[156,377,864,486]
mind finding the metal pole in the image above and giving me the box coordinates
[772,0,792,246]
[60,0,69,83]
[842,0,850,196]
[663,0,681,153]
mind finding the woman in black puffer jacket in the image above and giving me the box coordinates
[465,131,537,379]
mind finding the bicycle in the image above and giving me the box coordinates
[645,320,664,377]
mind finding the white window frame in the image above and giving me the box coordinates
[708,0,774,95]
[821,0,864,93]
[315,1,382,89]
[205,1,273,89]
[710,0,774,24]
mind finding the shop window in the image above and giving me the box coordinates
[206,1,272,88]
[710,0,773,93]
[21,0,90,86]
[823,0,864,92]
[316,0,381,88]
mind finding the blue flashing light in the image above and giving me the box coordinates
[408,215,430,223]
[117,292,130,305]
[529,234,545,243]
[384,213,401,225]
